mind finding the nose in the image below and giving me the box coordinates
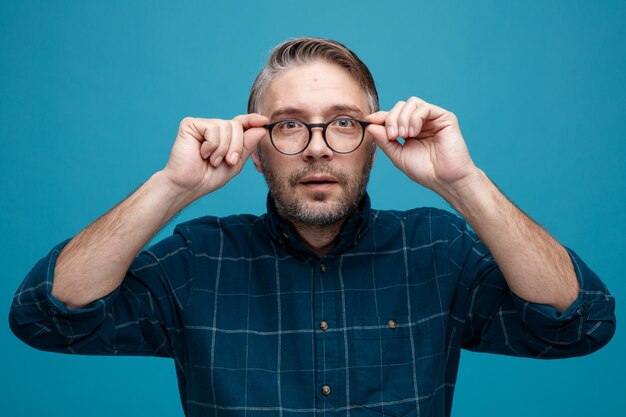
[302,126,334,161]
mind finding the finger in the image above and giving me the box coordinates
[200,123,220,159]
[365,111,389,125]
[385,101,406,140]
[182,118,217,142]
[368,124,402,162]
[409,104,431,139]
[242,127,268,159]
[233,113,270,130]
[210,122,232,167]
[365,123,389,143]
[227,120,244,166]
[398,97,423,138]
[410,103,452,138]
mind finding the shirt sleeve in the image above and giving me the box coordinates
[447,215,616,359]
[8,224,195,358]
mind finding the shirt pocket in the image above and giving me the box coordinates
[351,315,436,416]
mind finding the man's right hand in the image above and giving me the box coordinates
[161,113,269,200]
[50,113,268,308]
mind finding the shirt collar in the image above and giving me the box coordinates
[264,191,372,258]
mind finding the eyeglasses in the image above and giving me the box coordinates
[263,117,371,155]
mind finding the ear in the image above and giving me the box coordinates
[366,138,377,167]
[250,146,264,173]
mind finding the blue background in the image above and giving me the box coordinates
[1,1,624,416]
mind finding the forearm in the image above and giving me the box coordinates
[438,169,579,312]
[52,170,195,309]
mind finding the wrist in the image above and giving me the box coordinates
[148,171,198,220]
[437,168,499,221]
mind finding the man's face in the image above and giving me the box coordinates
[252,60,375,226]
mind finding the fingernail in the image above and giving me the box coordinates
[409,127,415,137]
[398,126,406,137]
[387,126,395,139]
[213,156,223,166]
[229,152,240,165]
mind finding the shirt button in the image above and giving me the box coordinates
[321,384,331,396]
[320,263,326,273]
[319,320,329,331]
[388,319,398,329]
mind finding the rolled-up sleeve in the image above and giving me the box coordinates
[8,224,195,357]
[449,217,616,359]
[507,247,616,354]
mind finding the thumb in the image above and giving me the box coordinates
[234,112,270,160]
[366,123,389,143]
[367,124,401,162]
[242,127,268,159]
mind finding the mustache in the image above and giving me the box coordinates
[288,163,349,187]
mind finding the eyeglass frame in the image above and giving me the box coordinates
[262,117,372,155]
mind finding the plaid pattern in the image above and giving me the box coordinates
[9,192,616,417]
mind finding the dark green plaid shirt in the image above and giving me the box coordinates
[9,192,616,417]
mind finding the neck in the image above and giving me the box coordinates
[289,220,344,257]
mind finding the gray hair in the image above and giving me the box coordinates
[247,37,379,115]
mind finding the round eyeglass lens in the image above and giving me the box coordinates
[326,118,364,153]
[271,120,309,154]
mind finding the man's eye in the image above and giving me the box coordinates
[333,119,356,128]
[278,121,302,129]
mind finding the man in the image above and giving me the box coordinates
[9,37,616,417]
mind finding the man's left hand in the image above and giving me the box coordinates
[366,97,478,194]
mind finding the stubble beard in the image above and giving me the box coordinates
[259,150,374,227]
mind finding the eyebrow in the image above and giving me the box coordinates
[269,104,364,121]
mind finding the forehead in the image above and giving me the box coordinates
[261,61,370,119]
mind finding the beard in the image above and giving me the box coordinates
[259,148,374,227]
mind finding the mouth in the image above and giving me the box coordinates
[298,175,339,191]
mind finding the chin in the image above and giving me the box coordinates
[312,192,329,202]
